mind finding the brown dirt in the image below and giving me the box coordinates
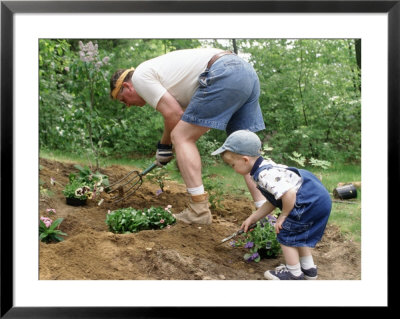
[39,158,361,280]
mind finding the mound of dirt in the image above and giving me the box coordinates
[39,158,361,280]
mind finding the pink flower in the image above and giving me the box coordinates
[46,208,56,215]
[160,219,165,224]
[40,216,53,228]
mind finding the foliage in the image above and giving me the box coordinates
[62,178,91,200]
[233,216,281,262]
[202,174,225,209]
[145,164,172,192]
[39,217,68,243]
[73,164,110,189]
[106,206,176,234]
[62,165,109,201]
[39,38,361,164]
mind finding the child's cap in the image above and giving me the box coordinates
[211,130,262,156]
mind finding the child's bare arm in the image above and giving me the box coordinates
[275,187,297,233]
[241,201,276,232]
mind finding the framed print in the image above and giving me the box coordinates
[1,0,396,316]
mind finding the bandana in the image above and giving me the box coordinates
[111,67,135,99]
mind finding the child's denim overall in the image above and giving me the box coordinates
[252,162,332,247]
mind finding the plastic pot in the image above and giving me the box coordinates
[66,197,87,206]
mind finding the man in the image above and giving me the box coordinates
[110,47,266,225]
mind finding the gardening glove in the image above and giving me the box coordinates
[156,141,174,166]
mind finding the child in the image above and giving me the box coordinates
[211,130,332,280]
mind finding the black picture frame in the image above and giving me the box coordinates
[1,1,395,317]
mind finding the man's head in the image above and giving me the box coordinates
[110,68,146,107]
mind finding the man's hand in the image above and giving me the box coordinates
[156,141,174,166]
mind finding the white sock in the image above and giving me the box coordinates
[254,199,267,208]
[300,255,315,270]
[286,263,302,277]
[187,185,205,196]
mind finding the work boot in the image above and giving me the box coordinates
[173,192,212,225]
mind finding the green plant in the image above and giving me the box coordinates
[233,215,281,262]
[202,174,225,209]
[288,151,306,167]
[73,164,109,189]
[106,205,176,234]
[62,165,109,201]
[39,217,68,243]
[62,177,91,200]
[146,165,171,192]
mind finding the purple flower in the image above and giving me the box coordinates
[156,189,163,196]
[244,241,254,249]
[267,215,277,225]
[246,252,260,262]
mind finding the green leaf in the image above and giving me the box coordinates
[48,218,63,230]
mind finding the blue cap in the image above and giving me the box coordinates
[211,130,262,156]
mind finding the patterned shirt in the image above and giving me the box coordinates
[252,157,302,201]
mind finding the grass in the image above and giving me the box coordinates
[40,150,361,242]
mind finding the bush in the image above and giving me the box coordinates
[39,217,68,243]
[233,215,281,262]
[106,206,176,234]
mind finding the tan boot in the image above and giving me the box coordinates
[174,192,212,225]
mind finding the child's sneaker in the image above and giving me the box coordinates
[301,266,318,280]
[264,264,305,280]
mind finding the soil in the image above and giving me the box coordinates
[39,158,361,280]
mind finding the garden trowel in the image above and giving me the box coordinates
[215,217,269,246]
[215,222,258,246]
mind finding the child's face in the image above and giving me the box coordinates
[223,153,252,176]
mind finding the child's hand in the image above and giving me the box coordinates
[275,215,287,234]
[241,217,255,233]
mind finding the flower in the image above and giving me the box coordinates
[40,216,53,228]
[50,177,55,186]
[156,189,163,196]
[46,208,56,215]
[167,205,172,209]
[244,241,254,249]
[246,252,260,262]
[160,219,165,224]
[75,188,83,197]
[267,215,277,225]
[82,186,91,194]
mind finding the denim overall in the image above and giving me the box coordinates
[251,160,332,247]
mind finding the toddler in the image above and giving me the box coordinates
[212,130,332,280]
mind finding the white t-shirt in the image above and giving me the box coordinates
[256,159,302,201]
[131,48,223,109]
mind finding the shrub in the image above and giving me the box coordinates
[106,205,176,234]
[232,215,281,262]
[39,217,68,243]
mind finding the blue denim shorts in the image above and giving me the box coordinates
[181,54,265,135]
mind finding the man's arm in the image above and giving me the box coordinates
[156,91,184,145]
